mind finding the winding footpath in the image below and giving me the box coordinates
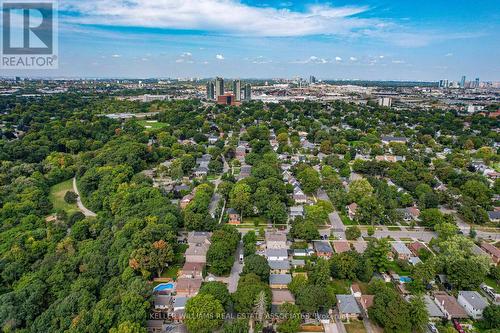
[72,177,97,217]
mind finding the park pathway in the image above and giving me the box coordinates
[72,177,97,217]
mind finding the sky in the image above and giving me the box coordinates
[3,0,500,80]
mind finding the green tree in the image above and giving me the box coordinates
[277,303,301,333]
[242,255,271,282]
[481,305,500,329]
[366,238,391,272]
[297,167,321,194]
[409,296,429,333]
[346,226,361,240]
[310,258,331,287]
[109,321,146,333]
[199,281,231,310]
[185,294,224,333]
[348,179,373,203]
[229,182,253,218]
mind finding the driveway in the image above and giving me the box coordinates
[227,241,244,293]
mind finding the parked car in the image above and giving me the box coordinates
[453,319,465,333]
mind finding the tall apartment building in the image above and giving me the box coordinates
[206,81,215,100]
[244,83,252,101]
[215,77,224,98]
[232,80,241,101]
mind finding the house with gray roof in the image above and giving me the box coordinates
[392,241,412,260]
[424,295,446,319]
[457,291,489,319]
[268,260,291,274]
[265,248,288,261]
[313,241,333,258]
[337,294,362,321]
[269,274,292,289]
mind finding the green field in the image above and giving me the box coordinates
[49,179,79,214]
[340,213,358,225]
[138,120,169,129]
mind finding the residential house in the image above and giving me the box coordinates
[194,166,208,178]
[269,274,292,289]
[227,208,241,225]
[408,241,426,256]
[347,203,358,220]
[153,295,173,310]
[457,291,489,319]
[185,243,209,264]
[433,292,468,320]
[236,145,246,161]
[271,289,295,305]
[268,260,291,274]
[313,241,334,258]
[173,296,188,312]
[147,320,165,333]
[381,136,408,145]
[293,187,308,204]
[187,231,212,246]
[424,295,446,319]
[175,278,202,297]
[179,262,204,279]
[292,249,309,257]
[337,295,362,321]
[480,242,500,265]
[180,194,194,209]
[266,248,288,261]
[332,240,351,254]
[291,259,305,268]
[266,232,288,249]
[392,242,412,261]
[488,211,500,223]
[289,206,304,220]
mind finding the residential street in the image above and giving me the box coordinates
[227,241,243,293]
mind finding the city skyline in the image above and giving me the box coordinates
[2,0,500,80]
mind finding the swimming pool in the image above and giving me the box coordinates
[400,276,412,283]
[154,282,175,293]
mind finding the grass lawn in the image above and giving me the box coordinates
[344,321,366,333]
[387,226,402,231]
[243,216,268,226]
[387,261,410,276]
[483,276,500,293]
[340,213,358,225]
[49,179,79,215]
[138,120,169,129]
[399,237,413,242]
[330,279,350,294]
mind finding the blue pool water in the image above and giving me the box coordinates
[154,283,175,292]
[400,276,412,283]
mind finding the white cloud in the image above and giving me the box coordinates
[176,52,194,63]
[392,60,405,64]
[349,57,357,61]
[445,52,453,57]
[251,56,272,64]
[216,54,224,60]
[379,55,384,59]
[292,56,330,64]
[335,56,342,61]
[111,54,121,58]
[60,0,376,37]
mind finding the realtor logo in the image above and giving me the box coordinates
[1,0,58,68]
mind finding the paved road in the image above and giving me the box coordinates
[323,323,339,333]
[72,177,97,217]
[334,314,347,333]
[227,241,244,293]
[361,229,437,242]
